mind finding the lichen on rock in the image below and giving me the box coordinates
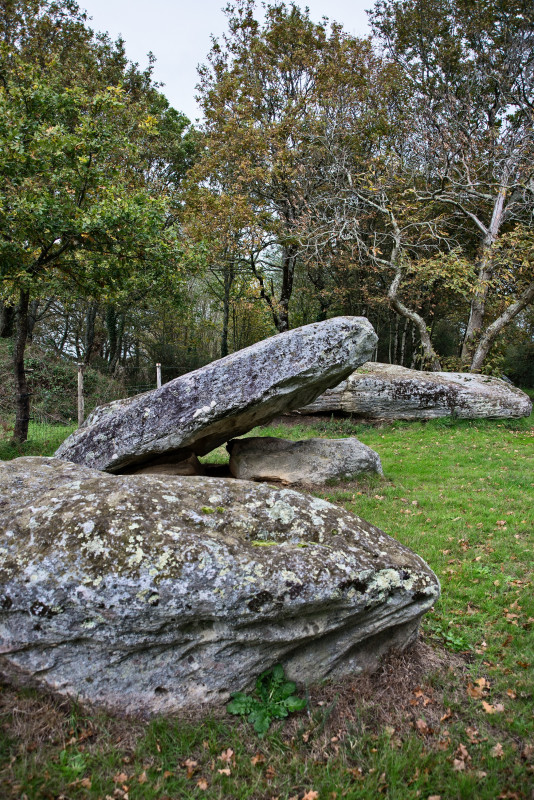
[54,317,378,473]
[0,456,439,715]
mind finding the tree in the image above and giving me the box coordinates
[0,0,188,440]
[370,0,534,371]
[195,0,378,332]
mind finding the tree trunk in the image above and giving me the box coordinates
[27,299,40,342]
[400,318,407,366]
[388,266,441,371]
[410,323,418,369]
[220,262,235,358]
[0,300,16,338]
[460,240,495,366]
[106,305,125,373]
[470,280,534,373]
[83,301,98,364]
[278,244,298,332]
[461,186,507,366]
[12,289,31,443]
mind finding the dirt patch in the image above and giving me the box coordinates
[281,640,469,760]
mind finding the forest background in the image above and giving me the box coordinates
[1,0,533,440]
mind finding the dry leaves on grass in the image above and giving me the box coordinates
[182,758,198,779]
[218,747,235,764]
[415,718,431,735]
[491,743,504,758]
[482,701,505,714]
[452,743,471,771]
[196,777,209,790]
[466,677,489,699]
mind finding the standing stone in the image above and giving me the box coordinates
[228,436,383,484]
[299,362,533,420]
[0,457,439,715]
[55,317,377,473]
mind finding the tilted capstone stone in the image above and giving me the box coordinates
[54,316,378,473]
[0,457,440,715]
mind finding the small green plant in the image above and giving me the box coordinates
[227,664,307,735]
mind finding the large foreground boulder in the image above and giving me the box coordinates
[299,362,533,420]
[228,436,383,484]
[55,317,377,473]
[0,457,439,715]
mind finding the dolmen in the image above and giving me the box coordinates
[56,317,379,474]
[0,318,441,714]
[299,362,533,420]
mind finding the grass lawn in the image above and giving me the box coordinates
[1,405,533,799]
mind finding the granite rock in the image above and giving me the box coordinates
[300,362,533,419]
[0,457,439,715]
[55,317,378,473]
[228,436,383,484]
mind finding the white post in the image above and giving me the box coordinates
[77,364,85,427]
[156,363,162,389]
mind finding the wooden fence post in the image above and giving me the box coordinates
[77,364,84,427]
[156,363,162,389]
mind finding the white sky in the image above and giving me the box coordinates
[79,0,373,122]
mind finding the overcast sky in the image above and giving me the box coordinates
[79,0,373,122]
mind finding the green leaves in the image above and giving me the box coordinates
[227,664,307,736]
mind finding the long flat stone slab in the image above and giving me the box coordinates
[55,317,377,472]
[299,362,532,420]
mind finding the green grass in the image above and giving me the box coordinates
[0,420,76,461]
[1,408,533,799]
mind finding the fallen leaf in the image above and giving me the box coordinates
[251,753,266,766]
[69,778,92,789]
[138,772,147,784]
[467,683,484,699]
[466,727,480,744]
[219,748,234,764]
[182,759,198,779]
[428,796,442,800]
[302,792,319,800]
[506,689,517,699]
[163,770,173,779]
[196,778,209,790]
[113,773,129,784]
[491,743,504,758]
[475,771,487,778]
[265,765,276,780]
[217,768,231,776]
[452,759,466,771]
[482,701,496,714]
[457,743,470,761]
[416,718,430,735]
[440,708,452,722]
